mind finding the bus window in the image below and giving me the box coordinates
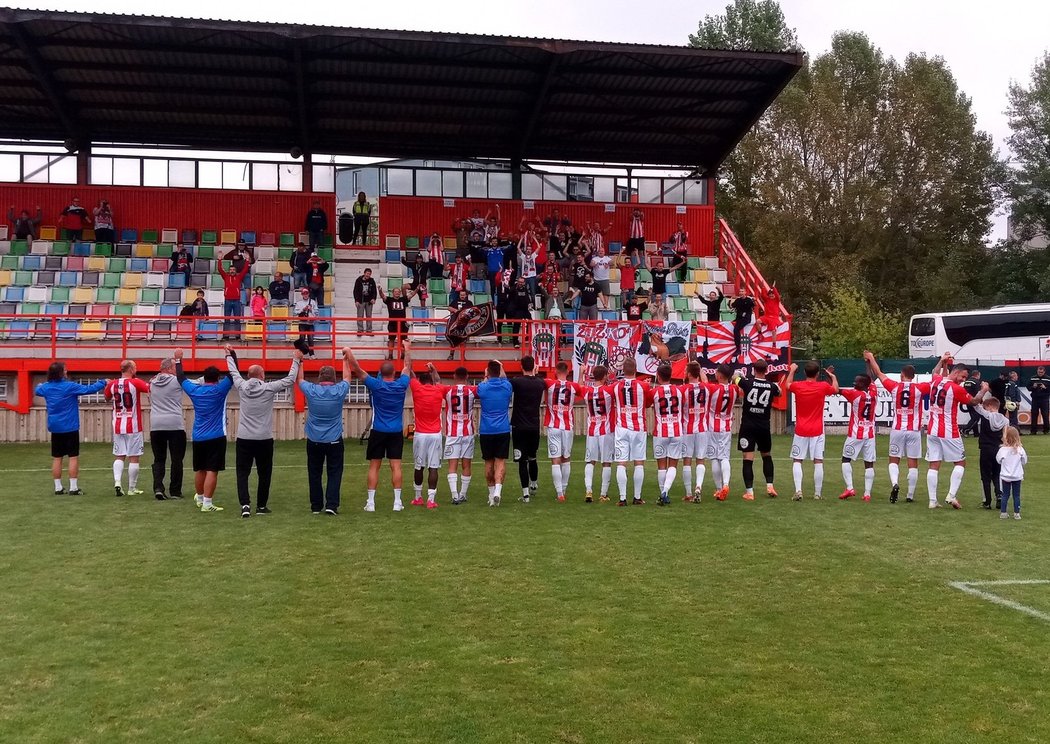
[910,317,935,336]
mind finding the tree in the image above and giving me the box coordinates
[1006,53,1050,244]
[689,0,798,51]
[811,283,907,358]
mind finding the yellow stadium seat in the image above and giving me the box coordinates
[682,282,697,296]
[123,273,144,289]
[39,226,57,240]
[86,256,106,272]
[71,287,94,304]
[134,243,153,258]
[220,229,237,244]
[0,270,10,287]
[245,320,263,340]
[443,236,457,249]
[270,305,289,318]
[609,268,620,282]
[324,275,334,290]
[79,320,103,341]
[117,287,139,305]
[695,270,710,282]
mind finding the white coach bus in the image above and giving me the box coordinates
[908,303,1050,360]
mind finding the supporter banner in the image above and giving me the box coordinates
[446,302,495,345]
[572,321,691,382]
[528,322,560,370]
[695,320,789,365]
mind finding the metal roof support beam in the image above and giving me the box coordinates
[291,43,311,157]
[516,54,558,160]
[5,22,81,145]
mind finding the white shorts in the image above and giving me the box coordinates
[842,437,876,462]
[791,434,826,461]
[547,429,574,459]
[926,435,965,463]
[681,431,708,460]
[585,432,614,463]
[705,431,732,461]
[113,432,144,457]
[888,430,922,460]
[615,429,647,462]
[413,432,443,469]
[443,435,475,461]
[653,436,683,460]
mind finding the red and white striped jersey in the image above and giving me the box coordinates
[649,384,684,437]
[704,382,738,433]
[106,377,150,435]
[583,385,616,436]
[678,382,707,434]
[448,261,469,289]
[882,378,930,432]
[611,378,650,432]
[427,238,444,264]
[629,215,644,239]
[927,375,973,438]
[589,229,605,253]
[671,230,688,250]
[544,379,586,430]
[443,384,478,437]
[840,386,879,440]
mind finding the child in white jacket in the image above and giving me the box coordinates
[996,427,1027,520]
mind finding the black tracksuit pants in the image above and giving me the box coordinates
[979,445,1002,508]
[150,429,186,498]
[236,438,275,508]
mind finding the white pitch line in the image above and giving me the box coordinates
[948,580,1050,623]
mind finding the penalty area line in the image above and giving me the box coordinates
[948,580,1050,623]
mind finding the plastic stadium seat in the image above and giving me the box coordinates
[279,233,295,247]
[254,246,275,261]
[151,320,174,340]
[115,243,133,257]
[190,273,207,289]
[44,255,63,270]
[192,258,211,274]
[147,258,166,273]
[93,243,112,257]
[120,228,138,243]
[384,249,400,263]
[117,288,139,305]
[385,235,401,249]
[112,304,134,316]
[66,256,85,272]
[71,287,94,304]
[200,230,218,245]
[163,288,183,304]
[159,304,178,317]
[0,301,15,314]
[240,231,256,245]
[96,287,117,303]
[0,270,10,286]
[89,303,110,317]
[259,232,276,246]
[53,241,70,257]
[0,256,16,270]
[39,226,57,241]
[134,243,153,258]
[22,255,42,271]
[20,302,41,315]
[56,320,80,340]
[129,258,148,273]
[317,247,333,262]
[181,229,198,244]
[216,230,234,245]
[167,273,187,289]
[104,319,125,339]
[0,226,6,240]
[145,272,165,288]
[14,270,32,286]
[2,288,21,302]
[123,273,144,289]
[609,241,622,254]
[195,245,215,260]
[79,320,103,340]
[205,290,223,307]
[58,272,78,287]
[35,270,56,286]
[140,288,161,304]
[209,274,224,290]
[44,303,66,316]
[7,320,29,339]
[80,271,100,288]
[134,303,156,317]
[72,242,92,257]
[10,241,28,256]
[30,240,51,256]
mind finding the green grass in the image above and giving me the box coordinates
[1,434,1049,743]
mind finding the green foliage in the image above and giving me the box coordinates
[812,282,907,358]
[688,0,798,51]
[1006,53,1050,245]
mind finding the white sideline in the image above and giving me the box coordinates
[948,580,1050,623]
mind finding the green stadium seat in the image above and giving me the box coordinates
[687,257,702,269]
[50,286,70,304]
[52,241,70,257]
[209,274,224,290]
[112,304,134,316]
[673,297,690,311]
[196,245,215,260]
[317,247,333,262]
[1,256,17,270]
[157,243,174,257]
[142,229,159,243]
[20,302,40,315]
[94,243,113,256]
[201,230,218,245]
[140,287,161,304]
[96,287,117,304]
[428,278,445,292]
[14,271,32,286]
[279,233,296,247]
[108,257,127,273]
[405,236,420,249]
[10,241,28,256]
[102,274,121,289]
[431,292,448,306]
[277,247,293,262]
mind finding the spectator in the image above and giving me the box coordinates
[729,293,756,357]
[148,357,186,501]
[379,285,415,360]
[960,370,982,437]
[567,274,606,321]
[293,287,319,358]
[494,264,515,342]
[401,253,430,306]
[297,348,353,515]
[8,205,42,246]
[305,199,329,252]
[649,293,668,321]
[452,217,471,260]
[290,243,312,289]
[587,220,612,256]
[426,232,445,279]
[92,199,115,244]
[699,288,724,323]
[59,197,90,241]
[173,348,234,513]
[1006,371,1022,427]
[217,258,249,341]
[223,244,255,304]
[544,208,569,263]
[1029,366,1050,435]
[170,245,193,285]
[446,286,474,360]
[352,267,378,335]
[484,204,502,243]
[35,361,107,495]
[305,252,329,308]
[190,289,209,317]
[250,286,268,319]
[502,276,532,345]
[350,192,371,245]
[755,285,783,342]
[268,271,291,307]
[538,262,562,318]
[615,252,637,307]
[648,256,685,297]
[484,237,506,298]
[589,245,613,302]
[989,371,1008,415]
[347,342,413,513]
[447,255,470,291]
[624,294,648,321]
[226,346,302,518]
[625,208,645,267]
[517,230,540,298]
[670,222,690,280]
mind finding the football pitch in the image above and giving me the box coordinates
[1,434,1048,744]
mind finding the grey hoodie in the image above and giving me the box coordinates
[227,355,300,440]
[149,372,186,431]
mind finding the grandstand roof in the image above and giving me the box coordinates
[0,8,803,173]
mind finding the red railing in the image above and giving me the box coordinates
[718,217,792,326]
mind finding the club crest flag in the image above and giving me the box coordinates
[446,303,495,344]
[529,322,559,370]
[573,321,691,381]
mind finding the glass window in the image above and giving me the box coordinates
[23,154,50,183]
[592,176,615,203]
[663,179,684,204]
[466,171,487,198]
[521,173,543,200]
[222,161,250,190]
[90,156,113,185]
[542,174,567,201]
[684,179,707,204]
[0,153,18,182]
[442,170,463,198]
[48,155,76,184]
[416,169,440,197]
[910,317,935,336]
[312,164,335,192]
[143,159,168,187]
[386,168,413,196]
[488,172,512,199]
[113,157,141,186]
[252,163,278,191]
[279,164,303,192]
[198,161,221,189]
[169,160,196,188]
[638,178,662,204]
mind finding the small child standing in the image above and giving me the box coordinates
[996,426,1027,520]
[971,386,1009,509]
[250,286,268,319]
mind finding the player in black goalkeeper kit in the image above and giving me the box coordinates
[735,359,793,500]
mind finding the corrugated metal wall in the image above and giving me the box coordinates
[379,197,717,255]
[4,184,327,237]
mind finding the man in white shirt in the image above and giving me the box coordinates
[589,246,613,304]
[293,287,319,358]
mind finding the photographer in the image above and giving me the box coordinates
[293,287,319,358]
[93,199,115,244]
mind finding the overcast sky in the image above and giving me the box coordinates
[13,0,1050,239]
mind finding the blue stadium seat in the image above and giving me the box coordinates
[7,320,29,339]
[121,228,138,243]
[317,307,333,318]
[158,304,179,317]
[56,320,80,340]
[411,307,428,319]
[384,249,400,262]
[44,303,65,316]
[469,279,487,294]
[609,241,622,254]
[240,231,256,245]
[22,255,41,271]
[130,258,149,272]
[58,271,79,287]
[167,273,187,289]
[72,242,92,257]
[4,287,23,302]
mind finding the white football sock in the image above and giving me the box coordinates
[710,459,722,491]
[864,467,875,496]
[682,464,693,495]
[551,464,563,495]
[459,475,471,499]
[657,468,666,493]
[494,484,503,500]
[888,462,900,487]
[813,463,824,496]
[948,465,965,500]
[54,478,63,490]
[393,488,402,506]
[600,466,611,496]
[447,473,459,499]
[128,463,139,490]
[414,484,422,499]
[633,465,644,499]
[113,459,124,487]
[366,489,376,507]
[719,459,731,489]
[560,463,571,492]
[695,463,706,494]
[664,466,677,493]
[617,465,628,500]
[585,463,595,491]
[792,461,803,492]
[427,488,437,503]
[907,468,918,498]
[841,462,854,491]
[927,470,939,504]
[69,478,78,491]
